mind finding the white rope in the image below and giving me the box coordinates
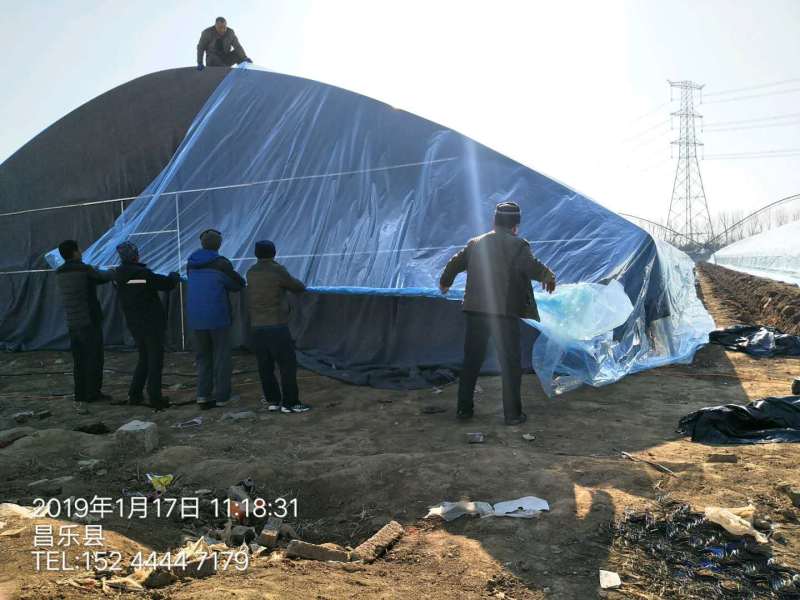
[0,157,459,218]
[0,237,622,275]
[228,238,622,261]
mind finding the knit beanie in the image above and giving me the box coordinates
[116,241,139,263]
[495,201,521,227]
[200,229,222,251]
[255,240,276,259]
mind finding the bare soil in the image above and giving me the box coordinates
[698,262,800,335]
[0,266,799,600]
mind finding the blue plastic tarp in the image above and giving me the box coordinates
[47,65,714,395]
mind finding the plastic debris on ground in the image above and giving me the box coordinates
[704,506,768,544]
[492,496,550,518]
[709,325,800,357]
[172,416,204,429]
[146,473,175,493]
[599,569,622,589]
[467,432,485,444]
[426,496,549,521]
[611,500,800,599]
[678,395,800,444]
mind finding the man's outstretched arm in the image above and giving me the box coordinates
[231,32,248,60]
[439,245,469,294]
[517,244,556,293]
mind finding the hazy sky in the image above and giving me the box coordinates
[2,0,798,222]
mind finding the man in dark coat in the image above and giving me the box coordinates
[186,229,246,409]
[197,17,252,69]
[439,201,556,425]
[55,240,115,412]
[245,240,309,413]
[114,241,180,409]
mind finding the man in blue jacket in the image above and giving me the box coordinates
[187,229,246,409]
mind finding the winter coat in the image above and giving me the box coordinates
[114,262,179,334]
[55,260,114,331]
[186,249,246,330]
[246,258,306,327]
[439,229,554,320]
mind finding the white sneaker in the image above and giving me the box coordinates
[282,404,312,414]
[260,396,280,411]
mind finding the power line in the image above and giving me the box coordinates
[704,111,800,127]
[705,154,800,160]
[704,77,800,98]
[704,119,800,133]
[621,118,671,143]
[629,101,671,123]
[703,87,800,104]
[704,148,800,160]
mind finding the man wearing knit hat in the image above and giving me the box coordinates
[439,201,556,425]
[245,240,309,413]
[186,229,247,409]
[114,241,180,409]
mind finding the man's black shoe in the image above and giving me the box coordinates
[98,392,113,403]
[151,396,171,411]
[199,401,217,411]
[505,412,528,426]
[457,410,474,421]
[128,395,145,405]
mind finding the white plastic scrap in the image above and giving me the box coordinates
[425,501,494,521]
[492,496,550,518]
[704,506,768,544]
[426,496,549,521]
[599,570,621,589]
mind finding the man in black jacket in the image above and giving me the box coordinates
[114,242,180,409]
[196,17,252,70]
[55,240,115,412]
[439,202,556,425]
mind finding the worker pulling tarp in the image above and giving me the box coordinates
[44,64,713,395]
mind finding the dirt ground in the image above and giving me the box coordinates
[1,265,799,599]
[699,263,800,335]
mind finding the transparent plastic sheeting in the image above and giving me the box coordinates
[525,241,715,396]
[47,65,714,395]
[710,220,800,287]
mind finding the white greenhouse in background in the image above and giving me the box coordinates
[711,220,800,287]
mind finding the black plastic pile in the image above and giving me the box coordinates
[709,325,800,358]
[612,502,800,599]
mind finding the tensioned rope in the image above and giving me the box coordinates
[0,157,460,219]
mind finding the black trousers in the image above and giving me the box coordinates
[251,325,299,407]
[69,324,104,403]
[457,312,522,420]
[129,329,165,402]
[206,50,245,67]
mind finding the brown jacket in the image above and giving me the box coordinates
[246,259,306,327]
[439,230,554,320]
